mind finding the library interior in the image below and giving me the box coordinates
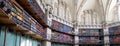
[0,0,120,46]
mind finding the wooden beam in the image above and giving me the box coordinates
[0,18,15,24]
[0,23,16,27]
[25,31,35,35]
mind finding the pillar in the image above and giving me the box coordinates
[103,26,110,46]
[74,27,79,46]
[74,36,79,46]
[42,41,51,46]
[41,28,51,46]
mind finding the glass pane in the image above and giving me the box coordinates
[0,27,5,46]
[32,40,39,46]
[29,38,32,46]
[32,40,36,46]
[26,37,32,46]
[20,36,26,46]
[6,30,16,46]
[35,40,38,46]
[16,33,20,46]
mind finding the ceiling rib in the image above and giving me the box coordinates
[76,0,87,16]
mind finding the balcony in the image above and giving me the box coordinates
[0,0,46,38]
[16,0,47,27]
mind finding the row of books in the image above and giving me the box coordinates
[21,0,47,23]
[109,26,120,35]
[79,29,100,36]
[79,37,101,44]
[51,31,74,44]
[109,26,120,44]
[0,0,11,14]
[109,35,120,44]
[51,20,73,34]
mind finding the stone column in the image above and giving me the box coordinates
[103,26,110,46]
[42,41,51,46]
[74,27,79,46]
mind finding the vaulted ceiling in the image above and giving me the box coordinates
[58,0,112,23]
[73,0,112,23]
[76,0,112,16]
